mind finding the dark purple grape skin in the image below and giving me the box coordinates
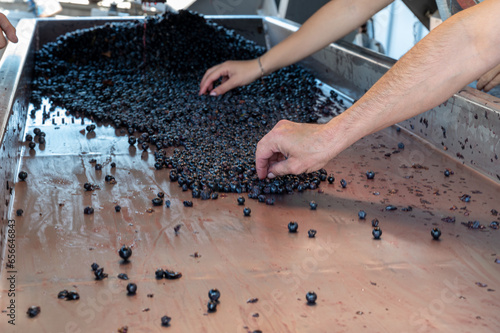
[208,289,220,302]
[94,267,108,280]
[18,171,28,181]
[372,227,382,239]
[207,301,217,313]
[66,291,80,301]
[155,269,165,279]
[58,290,69,299]
[152,197,163,206]
[27,306,41,318]
[161,315,172,327]
[288,222,298,233]
[306,291,317,305]
[83,206,94,215]
[118,245,132,261]
[164,270,182,279]
[431,228,441,240]
[127,283,137,295]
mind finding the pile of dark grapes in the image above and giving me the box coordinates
[30,10,345,197]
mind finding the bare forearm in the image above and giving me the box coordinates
[327,0,500,155]
[260,0,392,74]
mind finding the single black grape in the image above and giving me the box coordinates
[208,289,220,302]
[27,306,41,318]
[306,291,317,305]
[83,206,94,215]
[243,207,251,216]
[127,283,137,295]
[372,227,382,239]
[207,301,217,313]
[161,315,172,327]
[118,245,132,261]
[18,171,28,181]
[152,197,163,206]
[288,222,298,233]
[431,228,441,240]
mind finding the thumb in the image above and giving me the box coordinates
[6,26,18,43]
[0,15,17,43]
[210,78,238,96]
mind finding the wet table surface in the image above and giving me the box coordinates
[1,107,499,333]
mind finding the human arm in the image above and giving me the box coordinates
[0,13,18,49]
[255,0,500,179]
[199,0,393,96]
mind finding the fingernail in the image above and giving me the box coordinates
[210,91,217,96]
[267,172,275,179]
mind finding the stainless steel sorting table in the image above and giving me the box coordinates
[0,15,499,333]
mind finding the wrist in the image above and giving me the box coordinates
[321,109,365,159]
[257,57,266,77]
[259,53,276,76]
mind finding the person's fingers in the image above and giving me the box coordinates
[483,73,500,92]
[255,120,295,179]
[256,138,279,179]
[199,65,221,95]
[268,158,301,178]
[477,74,492,90]
[209,77,238,96]
[269,153,287,165]
[255,151,271,180]
[477,64,500,91]
[200,64,219,85]
[0,14,17,44]
[200,67,231,96]
[0,32,7,49]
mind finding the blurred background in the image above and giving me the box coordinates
[0,0,431,59]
